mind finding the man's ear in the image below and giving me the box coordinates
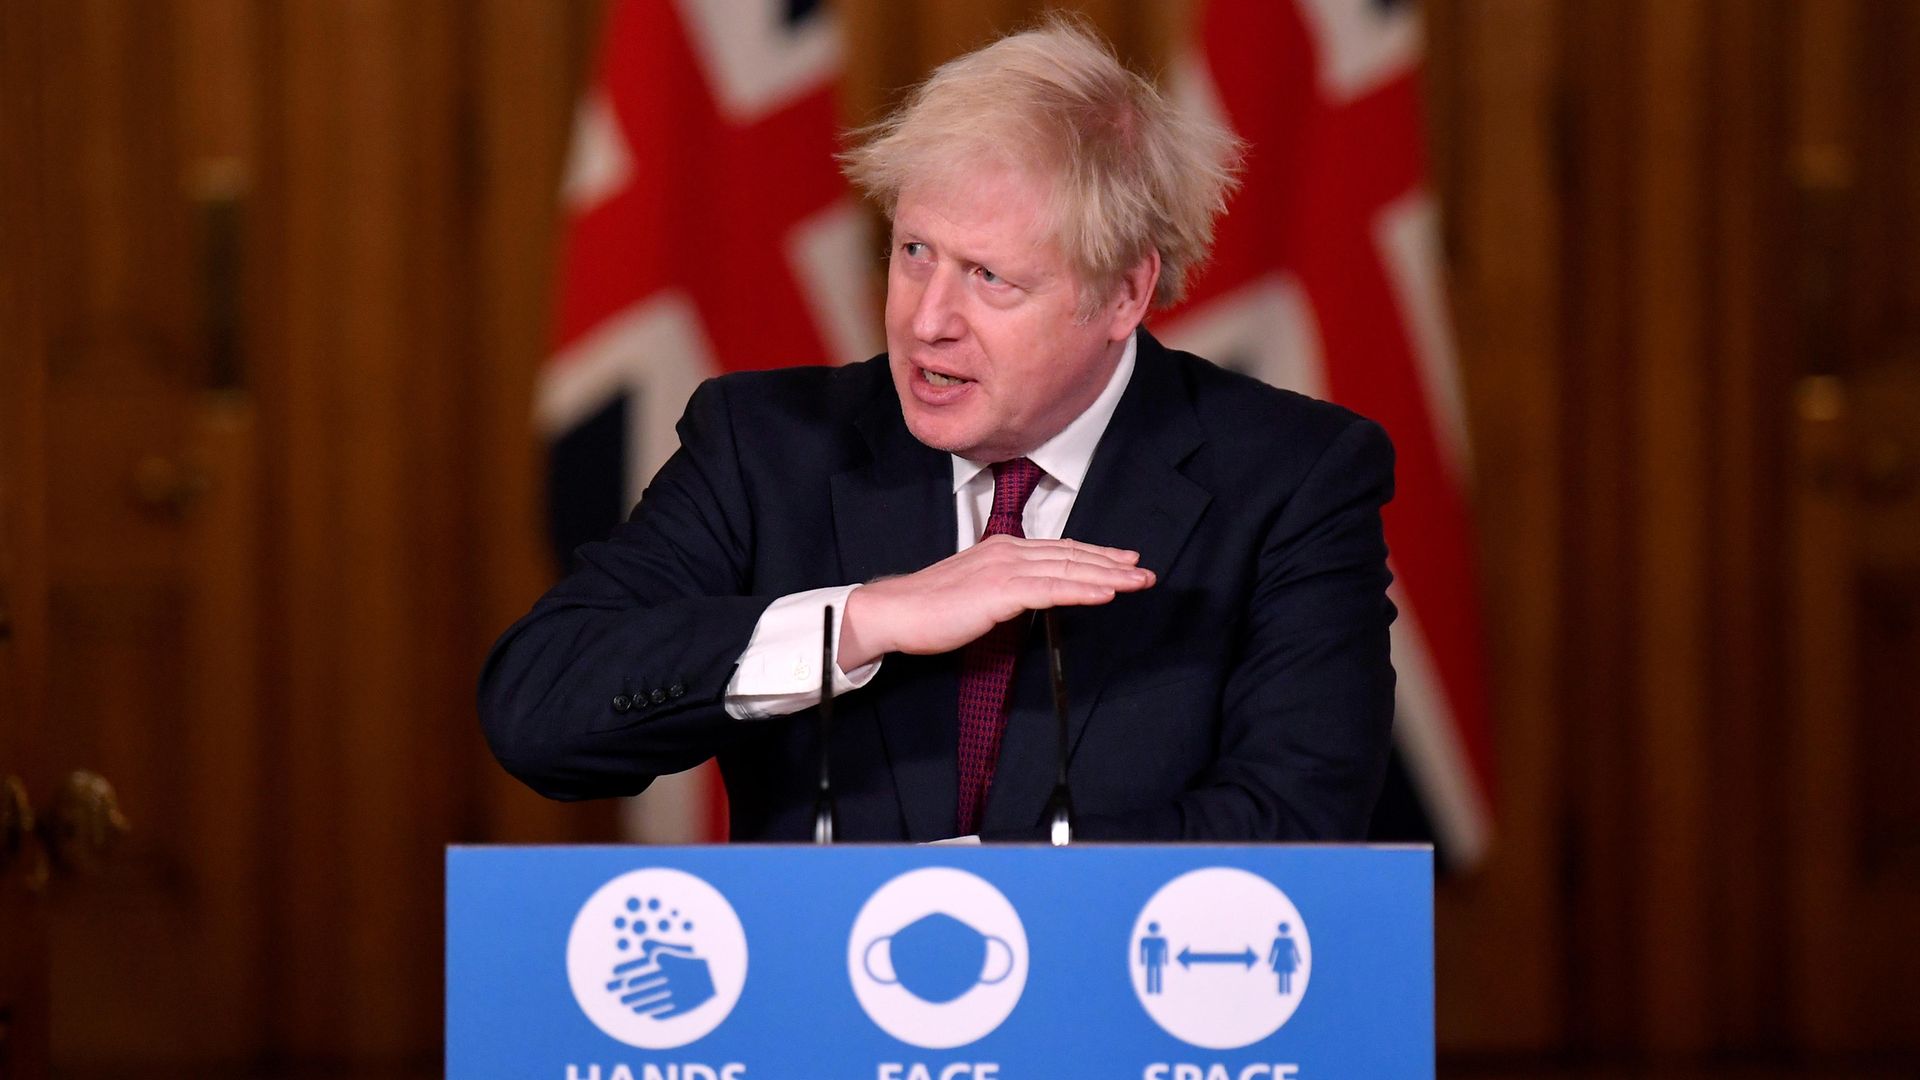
[1106,249,1161,343]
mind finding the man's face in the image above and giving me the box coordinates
[885,166,1137,462]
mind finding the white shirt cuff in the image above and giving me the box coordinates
[725,584,882,719]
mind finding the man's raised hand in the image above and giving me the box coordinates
[836,535,1155,669]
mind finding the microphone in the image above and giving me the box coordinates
[812,605,837,844]
[1042,610,1075,846]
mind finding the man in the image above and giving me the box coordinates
[480,19,1396,842]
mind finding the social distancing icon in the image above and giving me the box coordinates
[1129,868,1312,1050]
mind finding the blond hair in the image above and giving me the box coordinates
[839,15,1244,316]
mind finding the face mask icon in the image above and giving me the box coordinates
[861,911,1015,1004]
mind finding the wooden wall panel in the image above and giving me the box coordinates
[0,0,54,1072]
[269,0,388,1056]
[1420,0,1564,1052]
[258,0,613,1064]
[1417,0,1919,1064]
[469,0,620,844]
[24,0,272,1067]
[1556,0,1641,1054]
[1630,0,1716,1051]
[1782,0,1920,1055]
[1701,0,1787,1050]
[1782,0,1862,1050]
[263,0,473,1062]
[172,0,272,1063]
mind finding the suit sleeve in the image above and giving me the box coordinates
[477,378,778,800]
[1069,417,1398,842]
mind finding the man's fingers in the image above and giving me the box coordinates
[1042,558,1155,589]
[1049,537,1138,562]
[998,560,1153,611]
[1009,571,1154,611]
[983,535,1140,565]
[1009,543,1142,571]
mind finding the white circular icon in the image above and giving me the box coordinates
[1129,867,1312,1049]
[846,867,1029,1049]
[566,868,748,1049]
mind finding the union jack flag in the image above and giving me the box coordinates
[1160,0,1495,866]
[546,0,1492,860]
[540,0,876,842]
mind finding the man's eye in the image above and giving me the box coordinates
[977,266,1003,285]
[901,241,927,258]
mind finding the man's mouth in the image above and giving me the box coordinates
[922,369,971,387]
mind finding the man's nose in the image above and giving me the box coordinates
[909,265,966,343]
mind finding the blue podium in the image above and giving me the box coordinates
[447,845,1432,1080]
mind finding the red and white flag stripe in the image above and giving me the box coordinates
[542,0,875,842]
[1160,0,1495,865]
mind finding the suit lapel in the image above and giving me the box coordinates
[982,333,1211,834]
[830,381,960,840]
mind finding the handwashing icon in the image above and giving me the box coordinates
[861,911,1015,1004]
[565,868,748,1050]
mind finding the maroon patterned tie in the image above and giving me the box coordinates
[955,457,1044,835]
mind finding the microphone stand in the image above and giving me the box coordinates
[812,605,837,844]
[1042,611,1075,846]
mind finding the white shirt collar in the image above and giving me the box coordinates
[949,331,1137,493]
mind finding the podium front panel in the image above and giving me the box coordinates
[447,845,1432,1079]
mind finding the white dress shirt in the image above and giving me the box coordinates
[724,332,1138,719]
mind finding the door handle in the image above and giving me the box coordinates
[0,771,131,889]
[38,770,130,875]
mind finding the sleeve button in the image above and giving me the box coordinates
[611,694,632,713]
[669,682,686,699]
[650,688,668,705]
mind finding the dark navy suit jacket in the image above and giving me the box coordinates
[479,331,1397,841]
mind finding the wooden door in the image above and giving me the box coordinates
[1785,0,1920,1054]
[0,0,627,1072]
[6,0,269,1073]
[2,1,57,1075]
